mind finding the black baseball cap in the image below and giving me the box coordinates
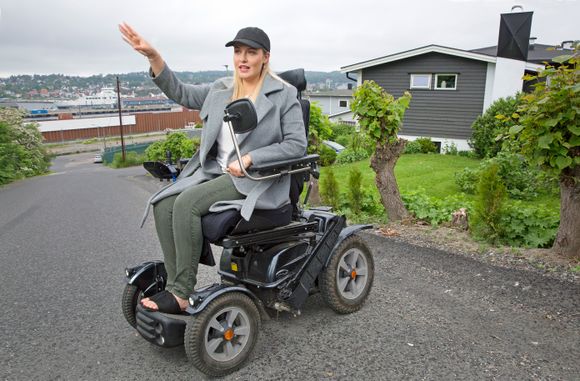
[225,27,270,52]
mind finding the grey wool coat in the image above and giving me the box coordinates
[140,65,307,227]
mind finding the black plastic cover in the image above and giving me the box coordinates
[497,11,533,61]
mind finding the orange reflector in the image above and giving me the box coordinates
[224,328,234,341]
[350,270,357,279]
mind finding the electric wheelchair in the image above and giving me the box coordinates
[122,69,375,377]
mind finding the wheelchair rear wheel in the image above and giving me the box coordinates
[320,234,374,314]
[185,292,261,377]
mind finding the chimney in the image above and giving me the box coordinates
[529,37,537,50]
[497,9,534,61]
[347,83,353,90]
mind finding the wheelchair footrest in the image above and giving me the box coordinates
[135,304,187,347]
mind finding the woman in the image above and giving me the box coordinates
[119,23,307,313]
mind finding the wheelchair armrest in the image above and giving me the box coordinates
[143,161,180,181]
[251,154,319,172]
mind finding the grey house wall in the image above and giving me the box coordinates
[362,53,487,140]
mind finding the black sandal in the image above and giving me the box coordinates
[142,290,183,314]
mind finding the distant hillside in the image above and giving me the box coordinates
[0,70,351,99]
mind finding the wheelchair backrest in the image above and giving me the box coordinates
[278,69,310,212]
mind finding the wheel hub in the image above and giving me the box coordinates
[350,269,357,279]
[224,328,234,341]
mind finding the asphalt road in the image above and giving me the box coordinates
[1,153,579,380]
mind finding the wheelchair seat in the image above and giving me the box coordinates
[201,68,310,244]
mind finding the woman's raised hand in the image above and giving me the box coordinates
[119,22,165,76]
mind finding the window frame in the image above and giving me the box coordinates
[410,74,432,89]
[338,99,348,108]
[434,73,458,90]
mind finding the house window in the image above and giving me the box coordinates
[339,100,348,108]
[410,74,431,89]
[435,74,458,90]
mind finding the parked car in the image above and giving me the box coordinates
[94,154,103,164]
[322,140,346,153]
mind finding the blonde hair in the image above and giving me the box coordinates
[231,51,289,101]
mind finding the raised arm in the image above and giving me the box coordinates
[119,22,165,76]
[119,22,211,110]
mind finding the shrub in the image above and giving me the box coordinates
[110,151,145,168]
[404,140,422,154]
[455,151,552,200]
[336,148,370,164]
[458,150,477,158]
[0,108,51,185]
[402,192,472,226]
[469,95,522,158]
[415,137,439,153]
[500,202,559,248]
[348,168,363,215]
[145,133,200,162]
[320,168,340,209]
[308,103,333,153]
[318,144,337,166]
[470,163,507,244]
[443,142,458,155]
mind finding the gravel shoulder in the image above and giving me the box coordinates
[373,221,579,284]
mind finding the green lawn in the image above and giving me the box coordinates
[320,153,560,211]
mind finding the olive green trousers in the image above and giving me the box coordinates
[153,174,243,299]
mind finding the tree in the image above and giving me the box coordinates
[351,81,412,221]
[509,45,580,257]
[0,108,51,185]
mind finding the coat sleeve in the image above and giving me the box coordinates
[247,86,308,166]
[150,64,211,110]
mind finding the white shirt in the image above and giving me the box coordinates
[216,121,235,171]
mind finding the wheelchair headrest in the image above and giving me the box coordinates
[278,69,306,92]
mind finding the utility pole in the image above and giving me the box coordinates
[116,76,126,161]
[224,65,229,76]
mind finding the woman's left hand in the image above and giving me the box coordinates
[226,155,252,177]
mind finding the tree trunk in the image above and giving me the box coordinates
[370,139,409,221]
[553,165,580,258]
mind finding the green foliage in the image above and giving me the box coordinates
[0,108,51,185]
[443,142,458,155]
[470,164,507,244]
[351,80,412,146]
[320,168,340,210]
[336,148,370,164]
[318,144,337,166]
[470,95,522,158]
[308,103,333,154]
[109,152,145,168]
[403,140,422,154]
[455,151,556,200]
[402,191,472,226]
[347,168,363,215]
[145,133,200,162]
[499,201,559,248]
[510,46,579,178]
[415,137,439,153]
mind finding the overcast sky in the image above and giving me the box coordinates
[0,0,578,77]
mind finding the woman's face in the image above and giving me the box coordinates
[233,44,269,81]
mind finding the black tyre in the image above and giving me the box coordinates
[121,284,143,328]
[185,292,261,377]
[320,234,374,314]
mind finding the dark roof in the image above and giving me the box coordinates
[470,43,572,64]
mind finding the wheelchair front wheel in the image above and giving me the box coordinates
[121,284,143,328]
[320,234,374,314]
[185,292,261,377]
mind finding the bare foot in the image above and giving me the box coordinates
[141,293,188,311]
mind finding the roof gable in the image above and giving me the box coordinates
[341,44,542,73]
